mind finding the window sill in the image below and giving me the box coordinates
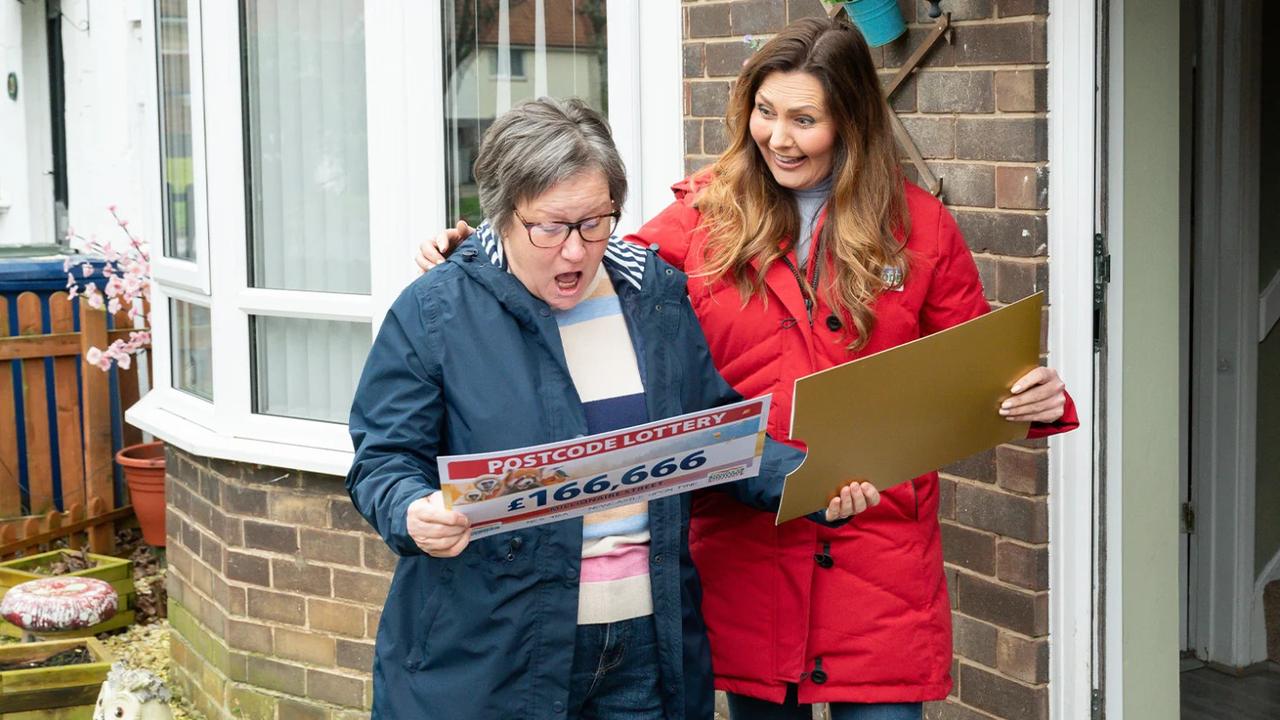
[125,389,354,476]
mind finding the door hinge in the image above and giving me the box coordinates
[1093,233,1111,352]
[1091,688,1102,719]
[1181,502,1196,534]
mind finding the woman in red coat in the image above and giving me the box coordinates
[421,15,1077,720]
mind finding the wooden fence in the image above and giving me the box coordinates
[0,288,149,554]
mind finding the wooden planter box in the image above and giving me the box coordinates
[0,636,113,718]
[0,549,135,638]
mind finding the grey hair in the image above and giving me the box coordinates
[473,97,627,232]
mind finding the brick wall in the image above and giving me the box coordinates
[683,2,1053,719]
[165,447,391,720]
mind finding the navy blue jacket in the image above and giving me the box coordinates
[347,234,805,720]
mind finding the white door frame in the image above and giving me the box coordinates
[1187,0,1262,670]
[1046,0,1100,717]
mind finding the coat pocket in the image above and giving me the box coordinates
[404,581,445,672]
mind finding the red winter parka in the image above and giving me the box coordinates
[625,174,1079,705]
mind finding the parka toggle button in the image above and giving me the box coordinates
[810,657,828,684]
[814,541,834,569]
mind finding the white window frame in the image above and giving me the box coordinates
[143,0,212,295]
[128,0,683,476]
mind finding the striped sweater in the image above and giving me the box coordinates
[552,267,653,624]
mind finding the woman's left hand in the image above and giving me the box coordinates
[1001,366,1067,423]
[826,481,881,522]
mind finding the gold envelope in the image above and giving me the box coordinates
[776,292,1044,524]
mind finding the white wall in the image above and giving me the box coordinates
[59,0,152,245]
[0,0,54,247]
[0,0,153,248]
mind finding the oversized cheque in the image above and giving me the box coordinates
[439,397,772,538]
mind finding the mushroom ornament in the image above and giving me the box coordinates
[93,663,174,720]
[0,576,118,640]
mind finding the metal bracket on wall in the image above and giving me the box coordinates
[883,13,952,198]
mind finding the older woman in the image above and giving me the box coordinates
[347,97,877,720]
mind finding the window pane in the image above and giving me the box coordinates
[251,316,369,423]
[442,0,608,226]
[170,299,212,401]
[157,0,196,260]
[242,0,371,294]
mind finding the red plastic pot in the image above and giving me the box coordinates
[115,441,166,547]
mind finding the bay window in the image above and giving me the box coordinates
[128,0,682,474]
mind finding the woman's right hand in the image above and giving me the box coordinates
[406,491,472,557]
[416,220,474,273]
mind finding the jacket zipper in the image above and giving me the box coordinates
[781,234,823,325]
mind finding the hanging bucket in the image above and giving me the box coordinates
[843,0,908,47]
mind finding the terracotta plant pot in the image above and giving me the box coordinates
[115,441,166,547]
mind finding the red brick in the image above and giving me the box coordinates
[685,119,703,155]
[223,484,268,516]
[272,558,333,596]
[704,119,730,155]
[996,540,1048,591]
[995,165,1047,210]
[247,588,306,626]
[226,551,270,587]
[995,70,1047,113]
[885,27,956,68]
[941,521,997,575]
[706,40,755,76]
[998,0,1048,17]
[996,445,1048,495]
[243,520,299,554]
[996,631,1049,683]
[953,210,1046,257]
[300,528,362,565]
[684,42,706,78]
[226,619,273,654]
[945,448,997,484]
[952,22,1037,65]
[362,536,399,573]
[688,4,732,38]
[901,117,956,159]
[995,258,1046,303]
[787,0,828,21]
[690,80,732,118]
[332,569,392,606]
[924,699,1001,720]
[931,163,995,208]
[959,663,1047,720]
[274,626,337,667]
[956,573,1047,636]
[952,613,999,666]
[954,482,1047,543]
[245,656,306,696]
[330,499,369,532]
[278,699,327,720]
[337,639,376,673]
[309,598,367,638]
[307,668,366,708]
[918,71,994,114]
[956,119,1047,163]
[729,0,786,34]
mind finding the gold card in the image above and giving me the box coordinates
[776,293,1044,524]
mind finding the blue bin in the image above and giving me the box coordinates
[843,0,908,47]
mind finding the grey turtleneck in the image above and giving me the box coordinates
[791,174,834,269]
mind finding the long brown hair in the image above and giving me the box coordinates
[696,15,909,351]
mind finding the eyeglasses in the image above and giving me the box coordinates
[514,207,621,249]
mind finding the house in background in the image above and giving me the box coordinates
[1,0,1275,719]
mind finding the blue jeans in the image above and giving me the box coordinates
[568,615,665,720]
[727,687,923,720]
